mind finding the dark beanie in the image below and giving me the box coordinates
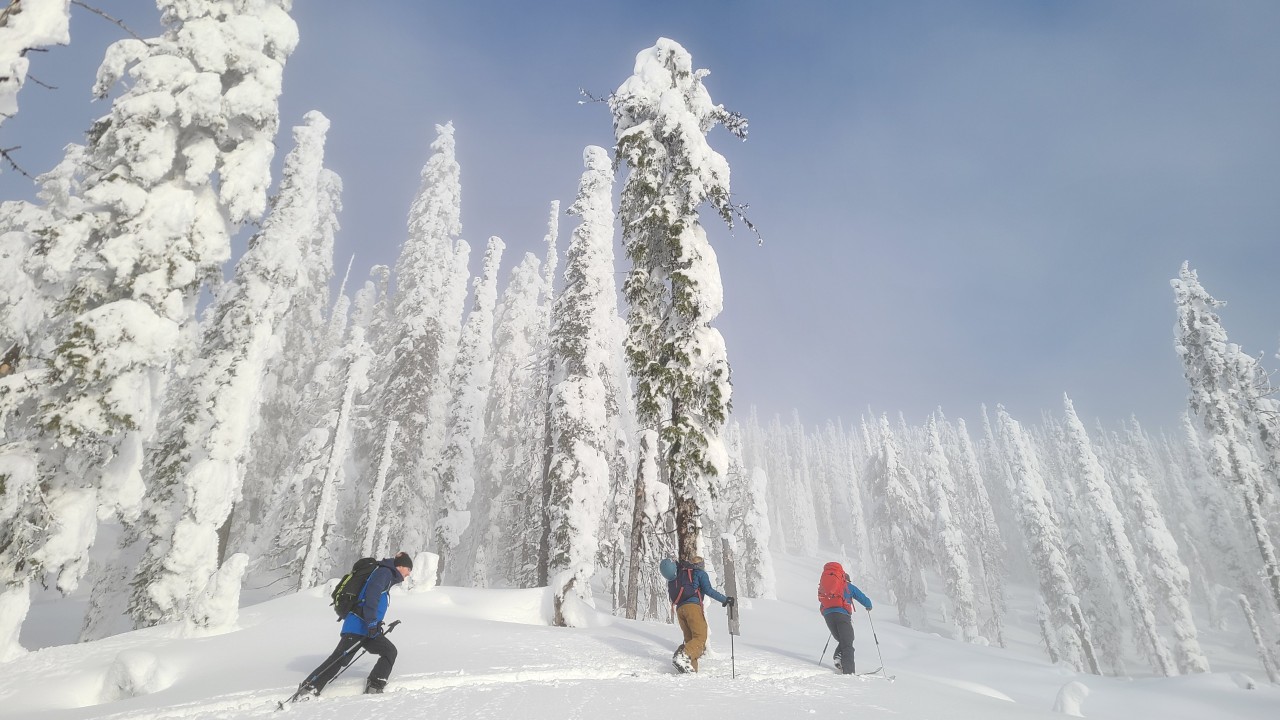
[394,552,413,570]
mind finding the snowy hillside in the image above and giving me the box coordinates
[5,554,1277,720]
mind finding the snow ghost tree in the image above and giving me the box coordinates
[998,407,1101,674]
[371,122,468,557]
[545,146,626,625]
[131,109,335,631]
[608,37,749,563]
[1172,262,1280,614]
[435,236,504,584]
[0,0,297,652]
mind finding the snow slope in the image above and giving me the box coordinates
[3,554,1277,720]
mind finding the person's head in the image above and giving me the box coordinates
[394,552,414,578]
[691,555,705,570]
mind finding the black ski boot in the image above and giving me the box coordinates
[672,644,694,674]
[365,677,387,694]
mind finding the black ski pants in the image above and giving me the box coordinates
[305,632,398,691]
[824,612,856,674]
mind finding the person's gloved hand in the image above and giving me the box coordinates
[722,596,736,608]
[367,620,384,637]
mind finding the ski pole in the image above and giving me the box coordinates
[818,636,831,667]
[730,626,736,679]
[866,611,887,677]
[727,604,736,679]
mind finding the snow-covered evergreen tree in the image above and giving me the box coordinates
[1117,420,1209,674]
[0,0,296,651]
[532,201,561,586]
[1062,395,1175,675]
[372,122,468,557]
[1171,262,1280,613]
[609,38,746,562]
[998,407,1100,674]
[952,418,1007,647]
[130,108,333,629]
[869,415,932,626]
[545,146,629,625]
[924,414,980,642]
[477,253,547,588]
[436,236,503,584]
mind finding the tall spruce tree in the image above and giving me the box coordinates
[998,407,1101,674]
[372,122,468,556]
[609,38,747,562]
[1171,262,1280,613]
[924,414,980,642]
[1062,395,1175,676]
[870,415,932,626]
[436,236,503,583]
[546,147,628,624]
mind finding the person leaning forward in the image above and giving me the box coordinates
[668,555,734,673]
[299,552,413,697]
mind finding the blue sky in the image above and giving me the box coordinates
[2,0,1277,430]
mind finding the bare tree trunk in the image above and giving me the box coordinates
[537,355,554,587]
[624,433,652,620]
[670,396,700,562]
[1239,594,1280,684]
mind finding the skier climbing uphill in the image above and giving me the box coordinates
[295,552,413,699]
[818,561,872,674]
[664,556,734,673]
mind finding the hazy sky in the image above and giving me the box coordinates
[3,0,1277,431]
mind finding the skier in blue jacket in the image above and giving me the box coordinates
[668,556,734,673]
[300,552,413,697]
[818,561,872,674]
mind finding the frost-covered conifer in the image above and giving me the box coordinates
[870,415,932,626]
[477,254,547,587]
[373,122,468,556]
[130,109,334,629]
[280,280,375,591]
[953,418,1007,647]
[1114,427,1209,674]
[436,236,503,584]
[0,1,296,650]
[532,202,561,586]
[609,38,746,562]
[925,415,980,642]
[545,146,630,624]
[1179,413,1262,623]
[1171,263,1280,612]
[1062,396,1175,675]
[998,407,1100,674]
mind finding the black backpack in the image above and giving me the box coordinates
[331,558,379,619]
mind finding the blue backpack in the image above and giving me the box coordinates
[670,562,703,605]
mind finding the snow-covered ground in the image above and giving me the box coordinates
[4,553,1277,720]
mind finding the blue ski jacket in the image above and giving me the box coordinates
[822,581,873,617]
[341,558,403,636]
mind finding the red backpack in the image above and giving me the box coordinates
[818,561,852,613]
